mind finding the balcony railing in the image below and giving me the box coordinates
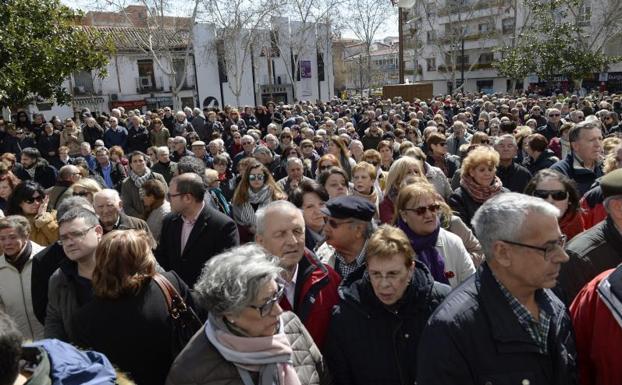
[136,76,164,93]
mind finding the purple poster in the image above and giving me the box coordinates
[301,60,312,78]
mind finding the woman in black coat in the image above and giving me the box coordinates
[325,225,450,385]
[71,230,199,385]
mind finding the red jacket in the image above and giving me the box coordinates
[279,249,341,349]
[378,195,395,224]
[580,185,607,230]
[570,268,622,385]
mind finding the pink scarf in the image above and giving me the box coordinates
[205,316,301,385]
[460,173,503,203]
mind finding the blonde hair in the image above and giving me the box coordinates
[604,144,622,174]
[384,157,424,196]
[395,183,442,225]
[460,146,500,176]
[71,177,102,194]
[603,137,622,156]
[352,161,377,180]
[366,224,415,267]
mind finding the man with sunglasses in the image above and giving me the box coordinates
[315,195,376,280]
[559,168,622,304]
[417,193,576,385]
[536,108,564,142]
[255,201,340,348]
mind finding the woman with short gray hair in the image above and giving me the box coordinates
[166,244,330,385]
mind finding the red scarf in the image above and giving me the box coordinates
[559,210,585,240]
[460,173,503,203]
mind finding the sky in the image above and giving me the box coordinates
[61,0,400,40]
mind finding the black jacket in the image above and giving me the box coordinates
[448,187,508,229]
[496,161,532,193]
[557,217,622,304]
[72,271,193,385]
[417,263,578,385]
[325,263,450,385]
[37,132,61,160]
[550,153,603,196]
[154,205,239,286]
[526,149,558,175]
[15,161,58,189]
[31,242,69,324]
[126,125,150,153]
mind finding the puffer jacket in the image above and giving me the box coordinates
[166,311,331,385]
[0,241,45,341]
[325,263,450,385]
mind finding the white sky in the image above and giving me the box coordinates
[61,0,400,40]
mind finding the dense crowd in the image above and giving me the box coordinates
[1,91,622,384]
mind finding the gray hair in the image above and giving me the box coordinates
[286,157,303,170]
[253,145,271,156]
[194,244,282,316]
[0,215,31,238]
[494,134,517,147]
[472,193,560,259]
[255,200,300,236]
[156,146,169,156]
[175,136,187,146]
[93,189,121,204]
[57,196,94,219]
[58,207,100,228]
[569,120,600,143]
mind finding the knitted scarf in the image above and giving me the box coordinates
[234,186,272,228]
[129,168,153,189]
[460,173,503,203]
[397,218,449,284]
[205,315,300,385]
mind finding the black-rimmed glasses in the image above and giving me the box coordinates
[248,284,285,317]
[501,235,567,261]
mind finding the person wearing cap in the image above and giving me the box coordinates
[191,140,212,167]
[558,168,622,303]
[325,225,450,385]
[315,195,376,279]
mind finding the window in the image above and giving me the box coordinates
[137,59,155,91]
[479,52,494,64]
[173,59,188,89]
[317,52,325,82]
[270,30,281,57]
[426,30,436,43]
[73,70,94,95]
[426,57,436,71]
[478,23,490,33]
[577,2,591,27]
[502,18,515,34]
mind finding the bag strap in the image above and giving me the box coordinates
[153,273,189,319]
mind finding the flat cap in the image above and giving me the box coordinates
[321,195,375,222]
[601,168,622,199]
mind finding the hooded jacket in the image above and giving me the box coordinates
[325,262,450,385]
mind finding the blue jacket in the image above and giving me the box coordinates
[550,153,603,196]
[417,263,578,385]
[24,339,116,385]
[103,127,128,150]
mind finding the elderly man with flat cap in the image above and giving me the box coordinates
[559,168,622,303]
[315,195,376,279]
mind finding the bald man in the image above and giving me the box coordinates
[93,189,151,236]
[46,165,82,210]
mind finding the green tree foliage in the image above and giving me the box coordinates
[0,0,114,107]
[494,0,620,88]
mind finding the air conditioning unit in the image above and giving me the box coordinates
[139,76,152,87]
[110,93,119,101]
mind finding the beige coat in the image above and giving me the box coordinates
[0,241,45,341]
[166,311,331,385]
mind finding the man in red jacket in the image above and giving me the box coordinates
[255,200,340,349]
[571,265,622,385]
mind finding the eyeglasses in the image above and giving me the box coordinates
[324,218,353,228]
[248,283,285,317]
[501,235,567,261]
[403,204,441,216]
[72,191,91,197]
[319,165,333,171]
[24,196,44,204]
[58,225,96,246]
[549,114,560,117]
[167,192,186,200]
[249,174,265,182]
[369,269,406,284]
[532,189,568,201]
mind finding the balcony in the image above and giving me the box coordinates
[73,85,100,96]
[136,76,164,93]
[437,62,494,72]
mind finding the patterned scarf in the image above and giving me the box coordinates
[460,173,503,203]
[234,186,272,228]
[129,168,153,198]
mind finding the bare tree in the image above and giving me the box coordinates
[274,0,342,101]
[342,0,395,92]
[201,0,282,108]
[90,0,200,110]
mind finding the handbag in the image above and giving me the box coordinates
[153,273,203,356]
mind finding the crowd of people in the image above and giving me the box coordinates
[1,92,622,384]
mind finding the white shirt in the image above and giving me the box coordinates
[284,264,299,309]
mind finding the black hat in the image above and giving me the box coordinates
[601,168,622,199]
[321,196,375,222]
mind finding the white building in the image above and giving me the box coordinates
[30,10,333,120]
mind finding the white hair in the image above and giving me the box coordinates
[255,200,300,236]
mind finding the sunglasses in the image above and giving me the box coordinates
[24,196,44,204]
[533,189,568,201]
[73,191,90,197]
[403,203,441,216]
[249,174,265,182]
[319,165,333,171]
[549,114,560,117]
[324,218,353,228]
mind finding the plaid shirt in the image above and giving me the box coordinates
[334,241,368,279]
[492,273,552,354]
